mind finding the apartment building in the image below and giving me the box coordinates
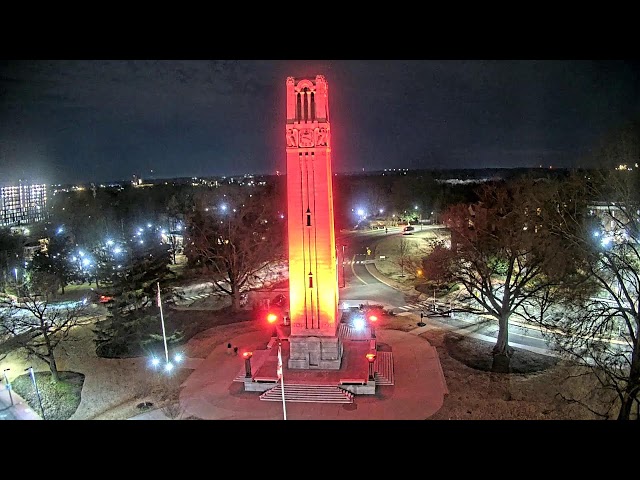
[0,183,48,227]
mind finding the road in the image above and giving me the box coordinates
[337,226,563,357]
[1,226,624,419]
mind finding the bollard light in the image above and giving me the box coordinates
[243,351,253,378]
[366,352,377,381]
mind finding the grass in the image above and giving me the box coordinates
[12,370,84,420]
[9,302,259,419]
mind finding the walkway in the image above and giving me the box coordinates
[131,326,448,420]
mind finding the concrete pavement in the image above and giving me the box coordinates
[2,257,449,420]
[130,324,449,420]
[0,382,42,420]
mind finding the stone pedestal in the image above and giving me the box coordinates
[288,336,343,370]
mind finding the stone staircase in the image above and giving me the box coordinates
[338,323,373,341]
[260,383,354,404]
[374,351,394,385]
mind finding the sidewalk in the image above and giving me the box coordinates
[128,322,449,420]
[0,383,42,420]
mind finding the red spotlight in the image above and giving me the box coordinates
[368,314,378,322]
[243,351,253,359]
[267,313,278,324]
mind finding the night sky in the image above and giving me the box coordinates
[1,60,639,185]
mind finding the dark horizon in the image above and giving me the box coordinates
[2,60,639,185]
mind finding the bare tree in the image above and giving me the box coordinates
[184,184,285,311]
[438,177,577,371]
[0,291,90,383]
[396,237,411,277]
[540,168,640,419]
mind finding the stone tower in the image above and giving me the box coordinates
[285,75,343,369]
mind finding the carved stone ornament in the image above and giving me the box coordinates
[286,128,298,147]
[299,128,314,148]
[315,127,328,146]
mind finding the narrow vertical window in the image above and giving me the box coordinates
[303,89,309,121]
[308,272,313,288]
[306,207,311,226]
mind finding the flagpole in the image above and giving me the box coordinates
[278,342,287,420]
[157,282,169,364]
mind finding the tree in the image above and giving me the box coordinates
[0,290,89,383]
[106,239,174,314]
[393,236,422,278]
[27,232,74,295]
[0,227,26,293]
[421,239,456,288]
[439,177,577,371]
[164,193,189,264]
[184,184,285,311]
[539,167,640,419]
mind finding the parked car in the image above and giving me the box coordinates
[89,289,114,304]
[402,226,415,234]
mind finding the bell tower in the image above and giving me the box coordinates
[285,75,342,369]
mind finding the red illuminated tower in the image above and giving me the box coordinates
[285,75,343,369]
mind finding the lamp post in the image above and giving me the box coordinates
[243,351,253,378]
[366,352,377,381]
[156,282,171,371]
[3,368,13,406]
[25,366,45,420]
[367,312,378,338]
[341,244,347,288]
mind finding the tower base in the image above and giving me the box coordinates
[288,335,343,370]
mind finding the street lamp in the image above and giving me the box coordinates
[243,351,253,378]
[3,368,13,406]
[366,352,377,381]
[341,244,347,288]
[367,312,378,338]
[25,366,46,420]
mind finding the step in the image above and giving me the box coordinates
[260,384,354,403]
[374,351,394,385]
